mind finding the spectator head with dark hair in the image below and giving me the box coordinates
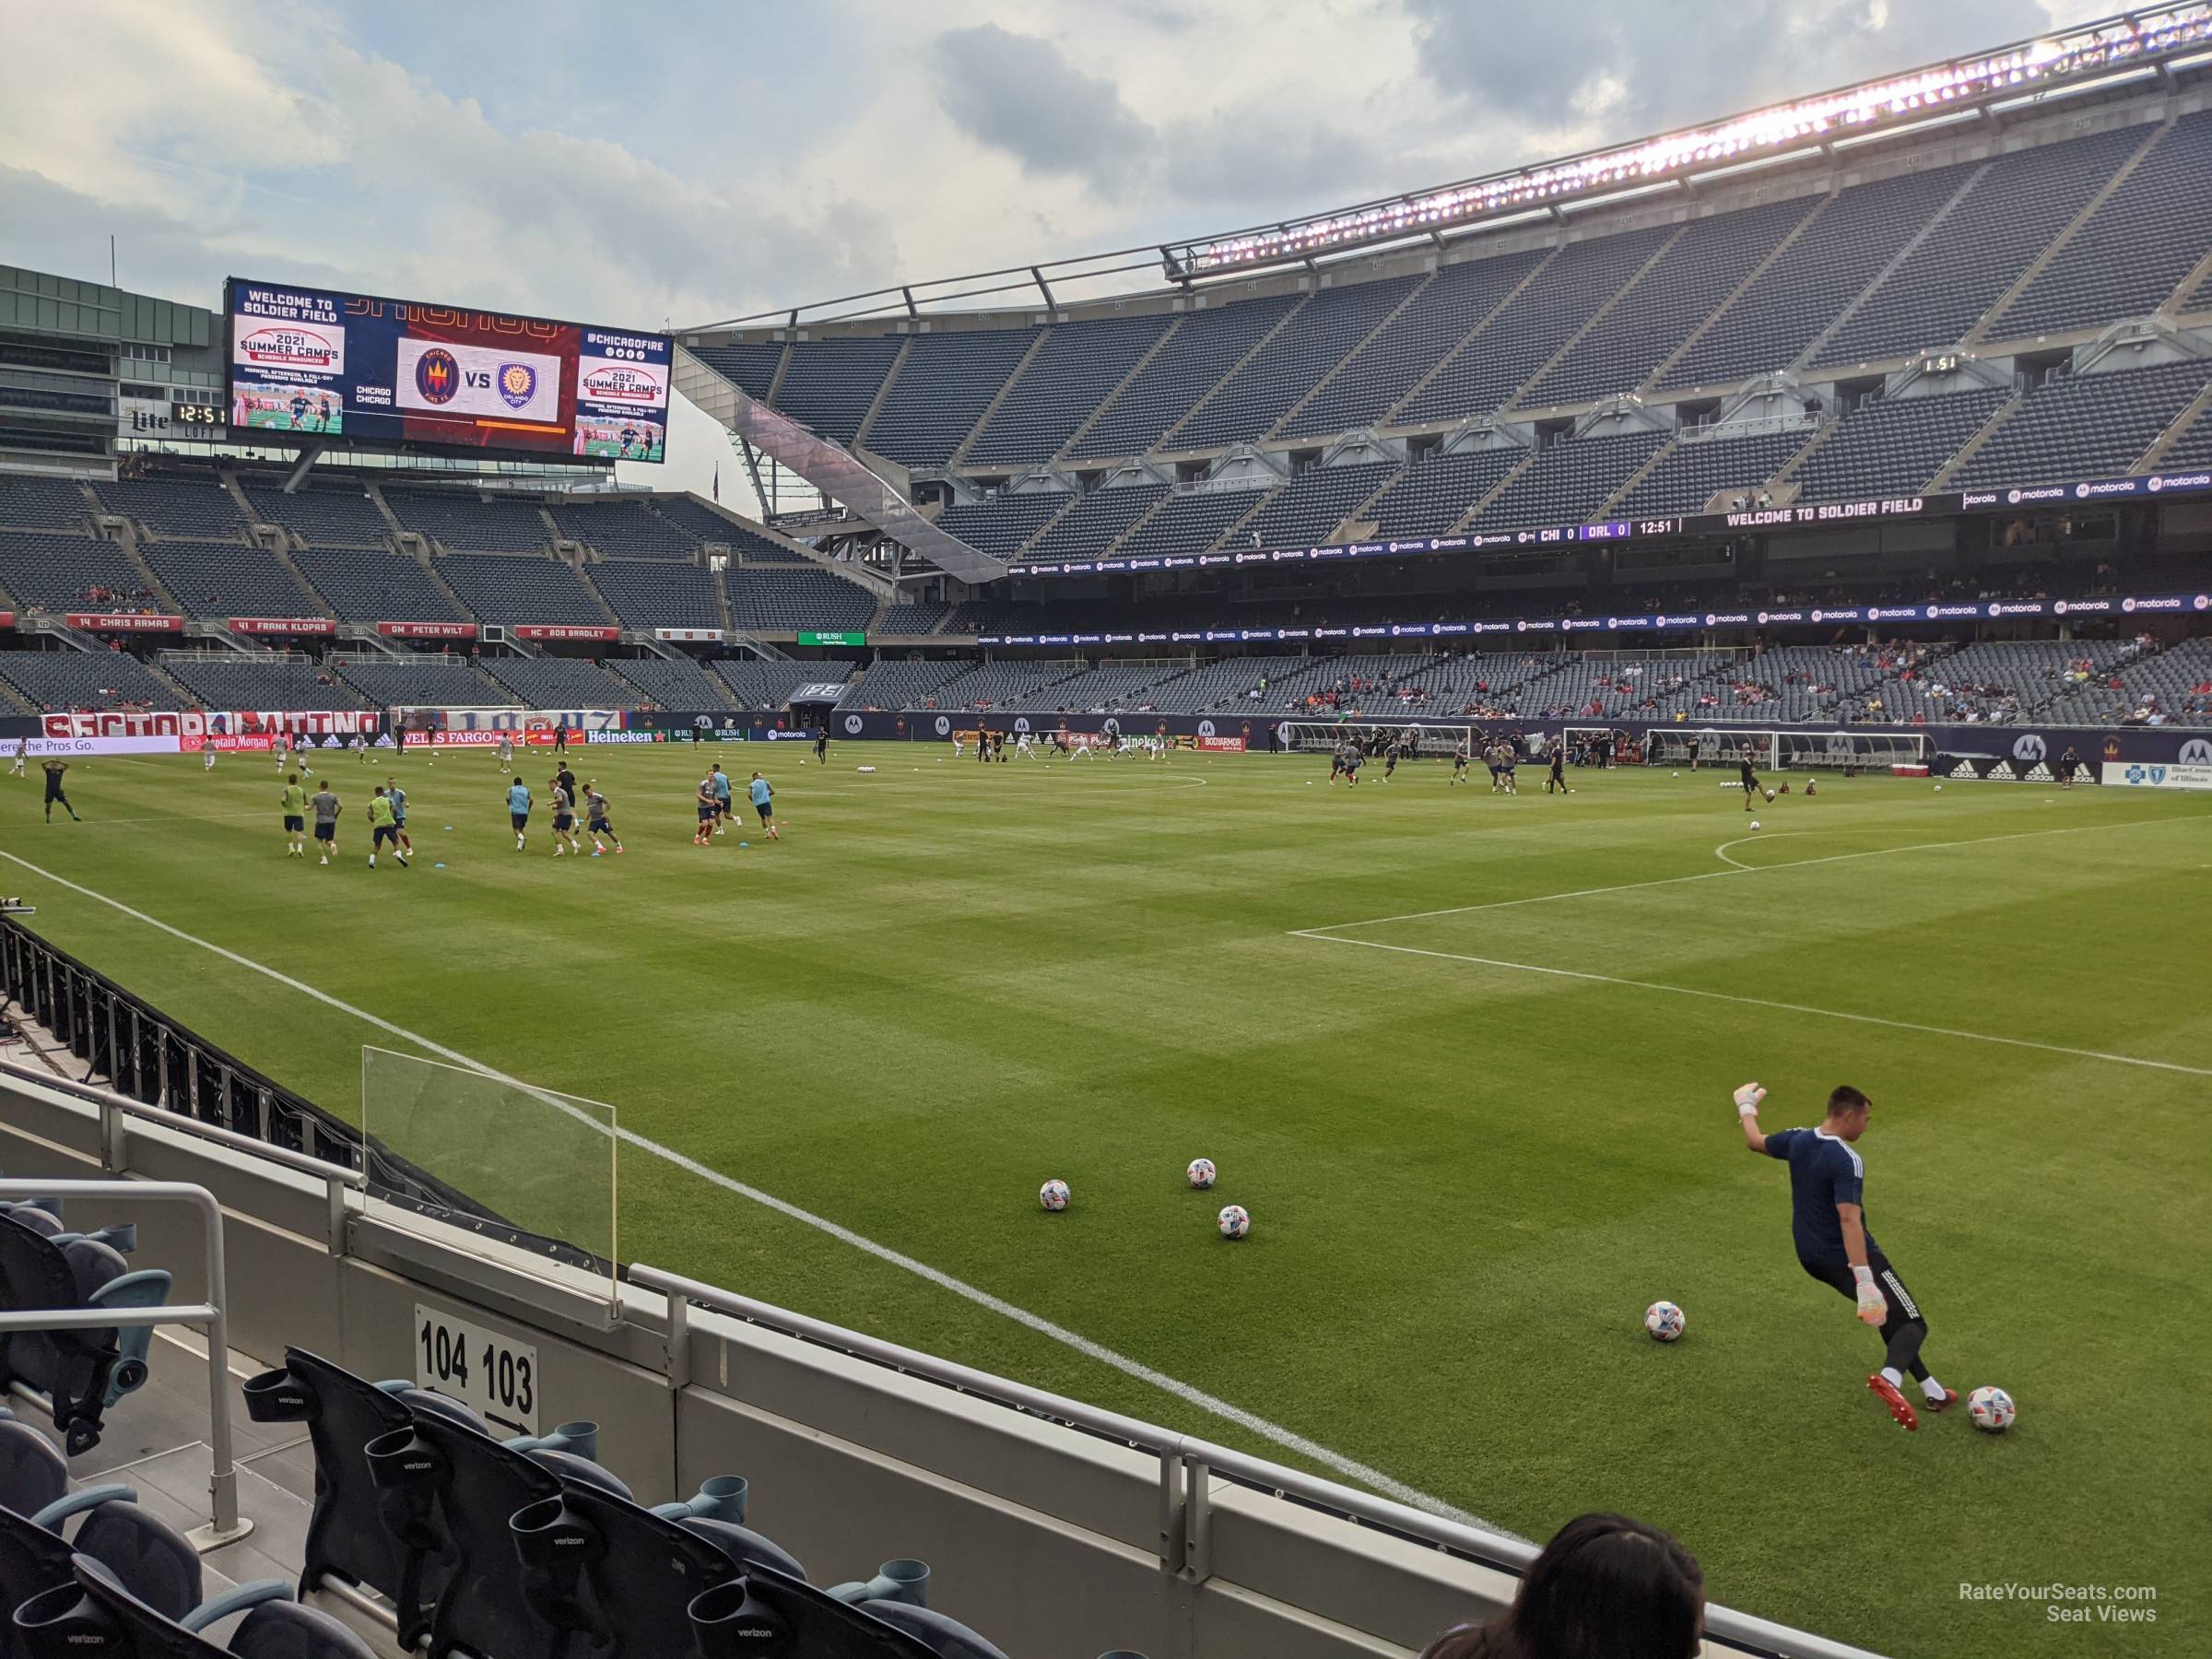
[1419,1512,1704,1659]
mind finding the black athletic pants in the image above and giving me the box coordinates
[1802,1247,1928,1379]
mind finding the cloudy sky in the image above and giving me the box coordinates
[0,0,2115,494]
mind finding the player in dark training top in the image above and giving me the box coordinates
[1734,1082,1955,1430]
[42,759,80,822]
[1737,747,1766,812]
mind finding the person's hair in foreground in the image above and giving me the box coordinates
[1418,1512,1704,1659]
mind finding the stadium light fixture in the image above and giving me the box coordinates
[1164,3,2212,279]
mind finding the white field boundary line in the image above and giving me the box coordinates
[1287,931,2212,1079]
[1298,816,2198,934]
[0,849,1489,1531]
[1287,815,2212,1080]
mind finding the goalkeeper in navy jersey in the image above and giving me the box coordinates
[1734,1081,1956,1431]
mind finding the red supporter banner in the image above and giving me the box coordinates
[66,613,183,632]
[512,624,619,642]
[378,620,478,640]
[40,709,382,743]
[230,617,337,637]
[1196,734,1248,752]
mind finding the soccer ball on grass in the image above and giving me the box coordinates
[1968,1385,2016,1432]
[1186,1158,1217,1189]
[1644,1300,1686,1342]
[1039,1180,1070,1212]
[1217,1204,1251,1240]
[1747,819,1761,830]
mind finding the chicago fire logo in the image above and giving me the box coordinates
[498,362,537,409]
[415,347,460,405]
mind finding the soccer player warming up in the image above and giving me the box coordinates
[280,772,309,857]
[748,771,781,840]
[507,777,532,852]
[1735,1082,1954,1430]
[1738,747,1766,812]
[367,787,408,869]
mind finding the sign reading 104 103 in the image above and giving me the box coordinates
[414,1302,539,1433]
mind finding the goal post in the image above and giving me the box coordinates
[1641,727,1928,771]
[1277,721,1473,758]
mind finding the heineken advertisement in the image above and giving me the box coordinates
[798,630,866,647]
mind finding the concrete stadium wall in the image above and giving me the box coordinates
[0,1075,1531,1659]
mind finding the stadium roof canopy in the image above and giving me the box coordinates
[692,1,2212,333]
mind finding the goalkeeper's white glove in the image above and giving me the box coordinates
[1733,1082,1767,1118]
[1853,1265,1886,1325]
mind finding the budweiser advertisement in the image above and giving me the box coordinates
[512,624,618,642]
[377,620,478,640]
[229,617,337,636]
[66,613,183,632]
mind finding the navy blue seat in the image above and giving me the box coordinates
[0,1217,168,1454]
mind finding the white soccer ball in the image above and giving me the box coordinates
[1763,789,1775,803]
[1968,1385,2016,1432]
[1934,783,1943,792]
[1670,770,1679,778]
[1186,1158,1217,1190]
[1217,1204,1251,1240]
[1039,1180,1070,1213]
[1748,819,1761,830]
[1644,1300,1686,1342]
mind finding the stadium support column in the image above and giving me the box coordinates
[283,441,327,492]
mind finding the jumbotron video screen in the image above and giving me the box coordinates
[225,278,672,463]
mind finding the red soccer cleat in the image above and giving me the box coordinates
[1920,1387,1960,1415]
[1868,1373,1920,1430]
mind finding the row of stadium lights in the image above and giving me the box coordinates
[1182,6,2212,275]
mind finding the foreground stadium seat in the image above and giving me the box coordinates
[0,1416,66,1524]
[0,1491,290,1653]
[688,1567,1007,1659]
[0,1217,168,1455]
[13,1559,371,1659]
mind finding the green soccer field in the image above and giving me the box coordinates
[5,742,2207,1657]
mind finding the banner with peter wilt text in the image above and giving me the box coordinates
[378,620,478,641]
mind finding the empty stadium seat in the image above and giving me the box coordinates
[288,548,466,624]
[154,658,363,712]
[0,535,163,614]
[1022,482,1169,563]
[1286,250,1549,440]
[1072,296,1300,460]
[1955,359,2209,488]
[0,652,180,713]
[432,556,610,629]
[932,494,1070,559]
[133,543,323,620]
[714,660,846,708]
[965,315,1171,467]
[587,561,722,630]
[238,482,390,549]
[1113,488,1271,562]
[1174,276,1421,450]
[865,330,1040,468]
[476,657,639,709]
[1233,461,1401,549]
[11,1556,370,1659]
[1399,225,1674,424]
[0,479,95,535]
[724,569,874,633]
[1614,428,1811,517]
[606,655,732,709]
[384,492,549,555]
[330,657,510,709]
[1790,387,2007,501]
[875,601,949,636]
[548,501,699,560]
[1363,448,1524,537]
[773,338,904,446]
[0,1214,169,1455]
[92,479,243,543]
[1472,428,1668,530]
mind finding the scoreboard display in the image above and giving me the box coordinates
[225,278,671,464]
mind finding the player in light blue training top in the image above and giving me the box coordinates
[747,771,780,841]
[507,779,532,852]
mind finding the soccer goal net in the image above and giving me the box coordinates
[1642,728,1929,770]
[1277,722,1473,757]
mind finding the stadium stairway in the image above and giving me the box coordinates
[1643,199,1829,392]
[1154,295,1315,455]
[1964,117,2174,348]
[1788,162,1991,372]
[1381,250,1558,427]
[1926,389,2029,488]
[1504,226,1689,415]
[1049,316,1187,462]
[945,330,1054,467]
[2138,376,2212,470]
[1262,273,1441,441]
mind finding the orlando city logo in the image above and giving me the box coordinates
[415,347,460,405]
[498,362,538,409]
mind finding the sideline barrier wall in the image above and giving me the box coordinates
[0,1067,1883,1659]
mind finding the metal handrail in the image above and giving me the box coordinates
[0,1179,250,1551]
[629,1264,1882,1659]
[0,1058,364,1250]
